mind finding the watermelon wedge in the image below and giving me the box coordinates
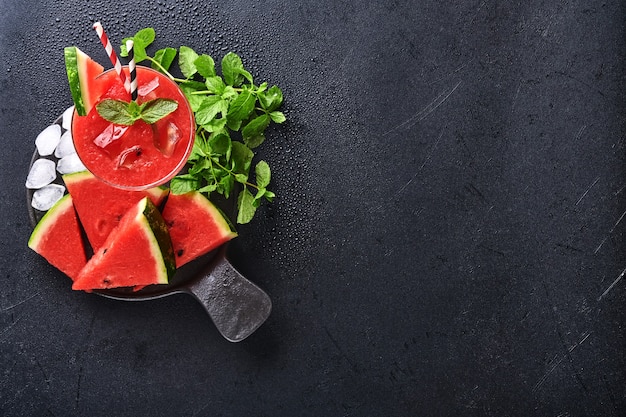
[64,46,105,116]
[72,197,176,291]
[63,171,169,251]
[28,194,87,281]
[161,191,237,267]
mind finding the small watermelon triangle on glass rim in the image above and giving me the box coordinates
[64,46,106,116]
[72,196,176,291]
[161,191,237,268]
[63,170,169,253]
[28,194,88,281]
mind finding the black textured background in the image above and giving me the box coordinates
[1,1,626,416]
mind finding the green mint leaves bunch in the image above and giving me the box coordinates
[120,28,286,224]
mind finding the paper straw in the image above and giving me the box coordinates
[93,22,130,93]
[126,40,138,101]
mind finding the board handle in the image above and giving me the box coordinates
[185,247,272,342]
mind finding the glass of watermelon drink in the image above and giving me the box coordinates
[71,66,195,190]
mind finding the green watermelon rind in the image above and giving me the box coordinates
[28,194,73,250]
[62,169,91,187]
[139,198,176,284]
[163,191,237,267]
[64,46,103,116]
[185,191,237,238]
[28,193,87,281]
[188,191,237,239]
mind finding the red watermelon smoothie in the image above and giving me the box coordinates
[72,66,194,190]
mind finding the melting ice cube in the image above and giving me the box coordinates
[116,146,142,169]
[26,158,57,189]
[94,124,129,148]
[62,106,74,130]
[31,184,66,211]
[35,124,62,156]
[138,77,160,97]
[156,122,181,157]
[57,153,86,175]
[54,130,76,158]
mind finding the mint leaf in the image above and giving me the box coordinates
[231,141,254,175]
[96,99,137,125]
[259,85,284,111]
[237,188,256,224]
[179,46,199,78]
[195,54,216,78]
[227,90,255,122]
[189,157,211,176]
[254,187,267,205]
[218,174,235,198]
[269,111,286,123]
[170,174,201,194]
[180,81,207,112]
[255,160,271,188]
[189,134,208,159]
[226,118,242,132]
[235,173,248,184]
[222,52,245,86]
[198,183,218,194]
[245,132,266,150]
[140,98,178,124]
[221,86,238,100]
[134,28,156,49]
[239,67,254,84]
[196,96,228,126]
[263,190,276,202]
[208,133,231,158]
[152,47,177,72]
[203,117,228,132]
[128,100,142,117]
[121,28,155,62]
[242,114,270,145]
[205,76,225,95]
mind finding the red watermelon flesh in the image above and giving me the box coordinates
[72,197,176,291]
[63,171,168,251]
[28,194,87,281]
[161,191,237,267]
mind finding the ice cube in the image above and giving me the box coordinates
[54,130,76,158]
[138,77,160,97]
[158,122,181,157]
[62,106,75,130]
[57,153,86,174]
[94,124,129,148]
[31,184,66,211]
[26,159,57,189]
[116,146,142,168]
[35,124,62,156]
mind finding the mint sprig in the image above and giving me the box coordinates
[120,28,286,225]
[96,98,178,126]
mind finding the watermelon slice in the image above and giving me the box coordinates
[161,191,237,267]
[63,171,169,251]
[72,197,176,291]
[64,46,105,116]
[28,194,87,281]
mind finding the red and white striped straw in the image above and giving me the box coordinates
[125,40,138,101]
[93,22,131,93]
